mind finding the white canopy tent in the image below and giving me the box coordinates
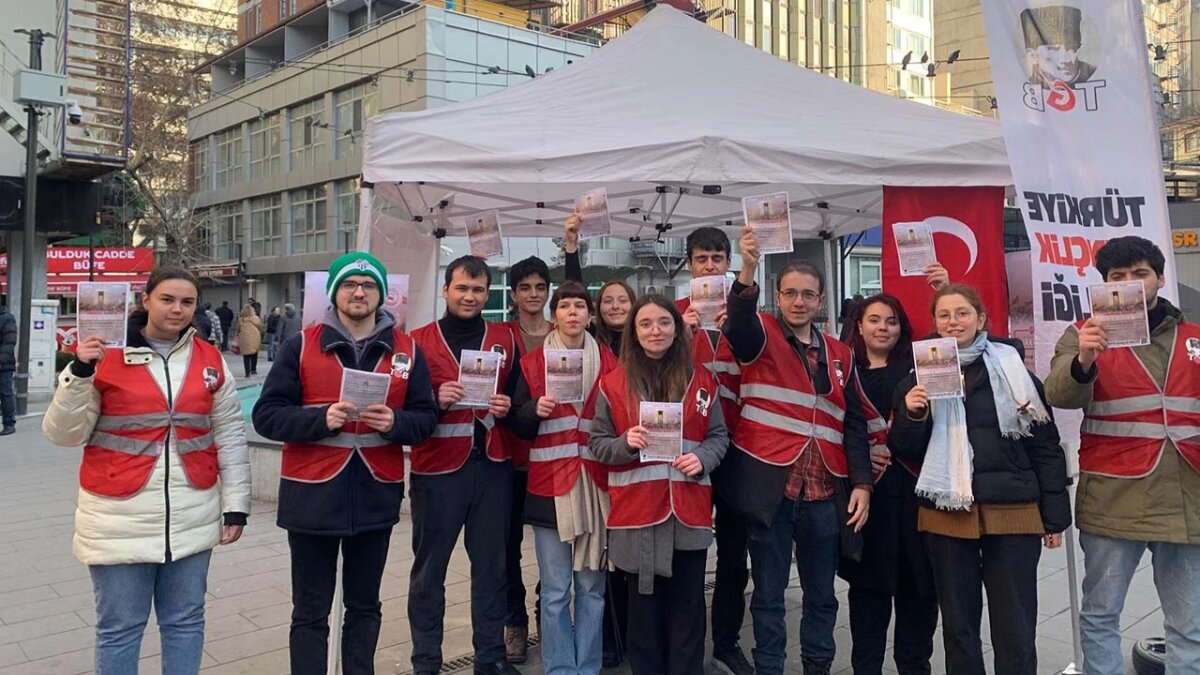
[360,5,1013,323]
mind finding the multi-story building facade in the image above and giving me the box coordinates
[188,2,598,315]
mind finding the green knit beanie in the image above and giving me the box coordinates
[326,251,388,303]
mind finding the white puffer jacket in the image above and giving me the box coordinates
[42,331,252,565]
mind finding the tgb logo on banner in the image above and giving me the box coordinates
[1019,5,1106,112]
[982,0,1177,448]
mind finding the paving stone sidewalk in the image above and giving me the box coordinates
[0,416,1161,674]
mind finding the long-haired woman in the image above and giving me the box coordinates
[589,295,728,675]
[838,294,938,675]
[43,266,252,673]
[511,281,619,675]
[890,284,1070,675]
[593,280,636,356]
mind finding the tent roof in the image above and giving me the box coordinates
[362,6,1011,239]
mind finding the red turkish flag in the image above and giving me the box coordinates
[882,186,1008,339]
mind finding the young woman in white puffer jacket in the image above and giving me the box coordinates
[43,266,252,675]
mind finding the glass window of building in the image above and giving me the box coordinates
[192,141,211,191]
[289,98,327,171]
[742,0,755,45]
[214,126,243,189]
[777,2,788,60]
[483,270,510,323]
[212,202,243,260]
[290,185,328,254]
[251,194,283,258]
[334,82,379,159]
[334,179,361,252]
[250,114,281,180]
[193,209,211,258]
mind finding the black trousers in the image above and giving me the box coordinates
[847,580,938,674]
[602,569,630,658]
[288,528,393,675]
[408,457,513,672]
[626,549,708,675]
[711,484,750,652]
[242,353,259,377]
[924,532,1042,675]
[505,469,529,629]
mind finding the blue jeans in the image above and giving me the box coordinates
[1079,531,1200,675]
[533,526,606,675]
[89,550,212,675]
[0,369,14,427]
[266,332,276,360]
[746,497,841,674]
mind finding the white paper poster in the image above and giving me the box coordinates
[742,192,793,255]
[639,401,683,463]
[467,210,504,259]
[459,349,502,408]
[891,221,938,277]
[77,282,131,347]
[982,0,1177,447]
[576,188,612,240]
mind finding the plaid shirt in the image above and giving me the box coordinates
[782,333,836,501]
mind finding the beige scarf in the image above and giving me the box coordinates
[543,329,609,572]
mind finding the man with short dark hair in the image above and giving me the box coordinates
[0,299,15,435]
[408,255,522,675]
[675,226,753,675]
[1046,236,1200,675]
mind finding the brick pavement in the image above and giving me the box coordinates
[0,407,1161,674]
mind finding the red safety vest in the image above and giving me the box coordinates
[676,297,741,434]
[410,321,516,475]
[600,367,717,530]
[280,325,413,483]
[81,338,224,498]
[733,313,855,476]
[521,344,619,497]
[1078,320,1200,477]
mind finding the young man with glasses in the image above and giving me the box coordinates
[253,252,439,674]
[721,228,874,675]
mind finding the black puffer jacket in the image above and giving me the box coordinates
[889,336,1072,534]
[0,306,15,371]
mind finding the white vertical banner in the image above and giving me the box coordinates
[982,0,1178,447]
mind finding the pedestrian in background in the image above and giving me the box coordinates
[238,303,262,377]
[276,303,302,352]
[0,299,16,436]
[266,306,281,361]
[42,266,251,674]
[215,301,234,351]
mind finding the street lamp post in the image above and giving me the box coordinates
[13,28,51,418]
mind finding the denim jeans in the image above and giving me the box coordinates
[0,369,14,428]
[746,497,840,674]
[533,526,606,675]
[89,549,212,675]
[1079,531,1200,675]
[266,332,277,360]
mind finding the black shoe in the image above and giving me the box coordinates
[475,662,522,675]
[713,645,755,675]
[0,426,13,436]
[801,657,832,675]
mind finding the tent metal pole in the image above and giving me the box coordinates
[822,234,836,333]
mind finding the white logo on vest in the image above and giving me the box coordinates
[695,387,711,417]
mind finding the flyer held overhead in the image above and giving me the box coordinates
[892,221,939,277]
[576,187,612,240]
[742,192,794,255]
[467,210,505,259]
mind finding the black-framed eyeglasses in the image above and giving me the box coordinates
[339,280,379,293]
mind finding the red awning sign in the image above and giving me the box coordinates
[0,247,154,275]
